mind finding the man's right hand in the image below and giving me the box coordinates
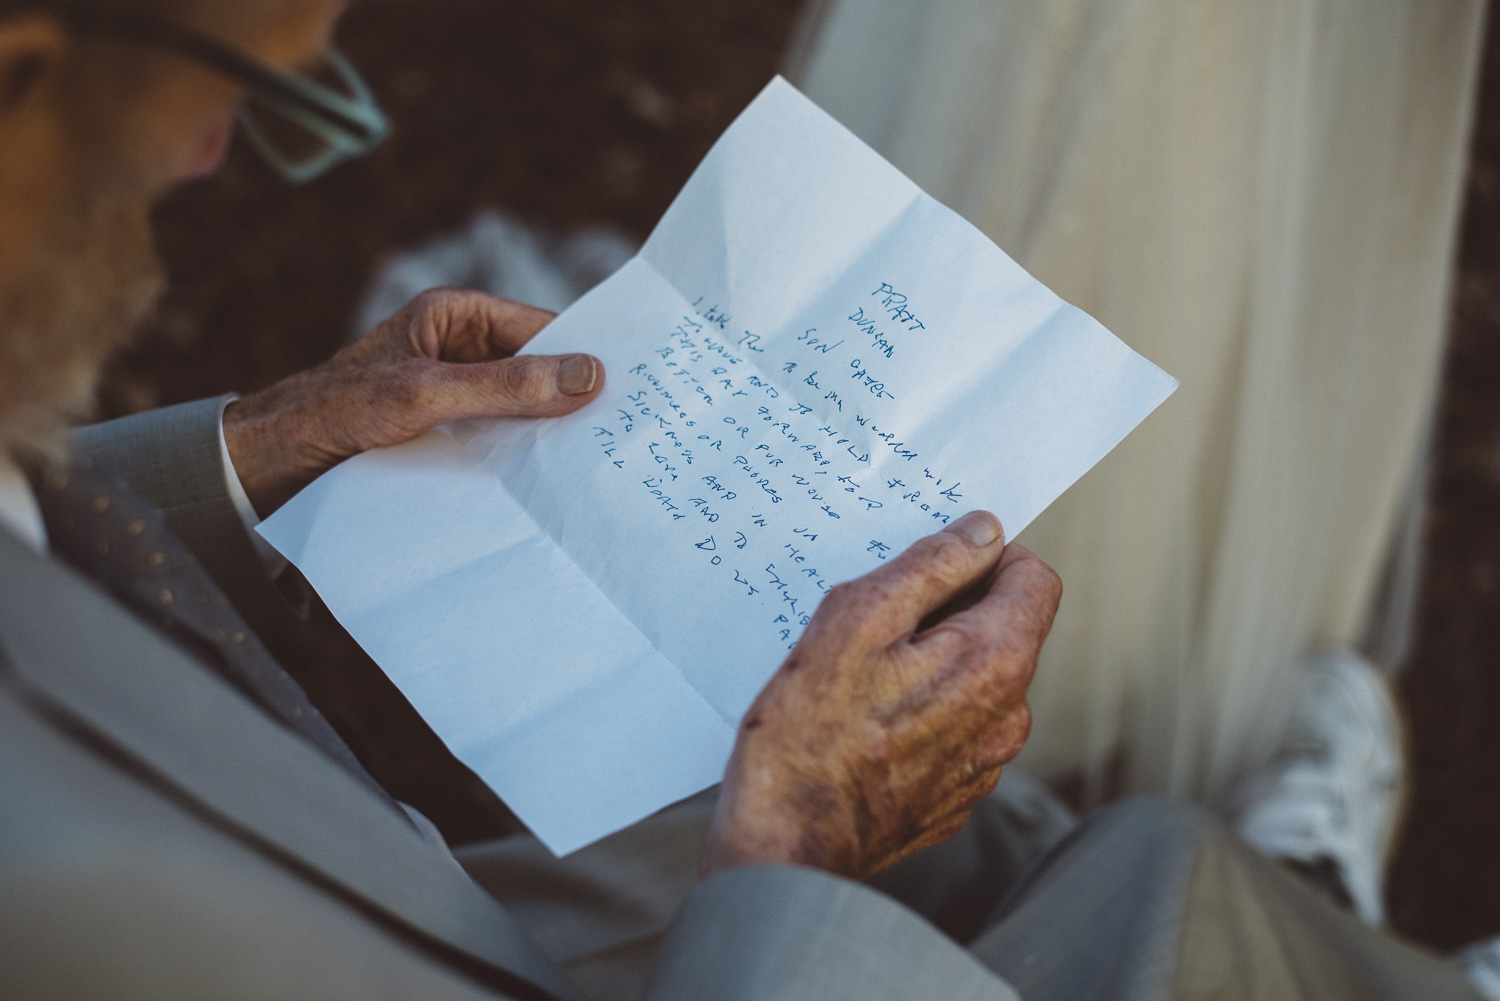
[701,511,1062,881]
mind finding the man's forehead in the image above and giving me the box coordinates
[190,0,348,72]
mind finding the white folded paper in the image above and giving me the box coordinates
[260,78,1178,855]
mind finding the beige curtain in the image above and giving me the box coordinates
[789,0,1486,804]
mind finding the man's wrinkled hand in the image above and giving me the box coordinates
[701,511,1061,881]
[223,288,603,514]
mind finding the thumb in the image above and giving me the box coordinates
[824,511,1006,647]
[418,353,604,421]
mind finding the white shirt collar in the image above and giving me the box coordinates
[0,450,47,551]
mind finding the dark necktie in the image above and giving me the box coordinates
[27,452,400,812]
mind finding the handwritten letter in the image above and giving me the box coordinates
[260,78,1178,854]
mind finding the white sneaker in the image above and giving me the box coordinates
[1231,648,1406,926]
[1457,936,1500,1000]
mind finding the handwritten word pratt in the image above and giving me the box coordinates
[873,282,926,332]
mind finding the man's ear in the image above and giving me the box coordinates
[0,15,68,117]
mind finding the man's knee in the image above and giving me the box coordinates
[994,795,1232,917]
[972,796,1232,992]
[1080,795,1232,857]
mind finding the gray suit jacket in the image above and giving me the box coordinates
[0,397,1018,1001]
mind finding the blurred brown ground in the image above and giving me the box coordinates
[101,0,1499,952]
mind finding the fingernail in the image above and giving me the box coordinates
[943,511,1001,547]
[558,355,597,395]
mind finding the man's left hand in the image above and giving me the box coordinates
[223,288,603,514]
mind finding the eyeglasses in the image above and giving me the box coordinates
[39,3,389,183]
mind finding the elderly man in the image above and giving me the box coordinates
[0,1,1487,1000]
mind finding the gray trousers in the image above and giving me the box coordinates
[457,775,1477,1001]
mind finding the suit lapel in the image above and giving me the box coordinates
[0,528,576,1001]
